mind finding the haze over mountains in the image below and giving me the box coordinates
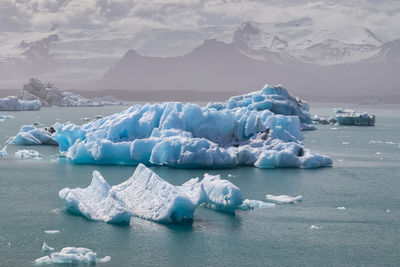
[1,15,399,101]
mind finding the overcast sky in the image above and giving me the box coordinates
[1,0,399,41]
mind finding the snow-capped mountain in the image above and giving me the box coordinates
[0,19,398,94]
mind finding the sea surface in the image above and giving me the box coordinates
[0,103,399,266]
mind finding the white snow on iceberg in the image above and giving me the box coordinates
[59,171,131,224]
[265,194,303,204]
[0,96,41,111]
[110,164,203,222]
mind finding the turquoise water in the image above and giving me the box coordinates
[0,104,399,266]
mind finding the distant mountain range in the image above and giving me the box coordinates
[102,24,399,97]
[0,20,399,100]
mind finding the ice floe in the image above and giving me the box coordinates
[44,230,59,234]
[337,206,347,210]
[15,149,42,159]
[34,247,110,265]
[238,199,276,210]
[265,194,303,204]
[0,115,14,121]
[10,125,57,145]
[310,225,323,230]
[42,242,54,252]
[0,96,41,111]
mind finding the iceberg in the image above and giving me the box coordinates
[0,96,41,111]
[15,149,42,159]
[45,101,330,169]
[59,165,268,224]
[22,78,102,107]
[207,84,315,130]
[313,108,375,126]
[34,247,110,265]
[265,194,303,204]
[11,84,331,169]
[10,125,57,145]
[335,112,375,126]
[59,171,132,224]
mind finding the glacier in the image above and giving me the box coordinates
[0,96,41,111]
[59,164,250,224]
[11,84,332,169]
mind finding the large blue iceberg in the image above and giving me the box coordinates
[12,84,332,169]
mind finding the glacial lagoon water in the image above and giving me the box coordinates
[0,104,399,266]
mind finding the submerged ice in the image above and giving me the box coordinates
[59,164,248,224]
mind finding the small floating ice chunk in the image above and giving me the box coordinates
[337,206,347,210]
[15,149,42,159]
[44,230,60,234]
[59,171,131,224]
[98,256,111,263]
[386,209,391,213]
[34,255,51,265]
[42,242,54,252]
[342,142,350,145]
[376,152,382,155]
[35,247,110,264]
[310,225,323,230]
[265,194,302,204]
[239,199,276,210]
